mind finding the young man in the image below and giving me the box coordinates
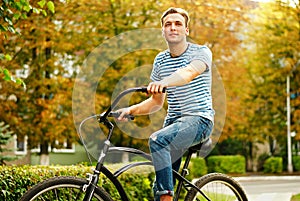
[117,7,214,201]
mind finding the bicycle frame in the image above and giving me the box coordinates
[81,87,211,201]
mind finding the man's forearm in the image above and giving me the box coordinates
[162,69,191,87]
[129,94,165,115]
[162,61,207,87]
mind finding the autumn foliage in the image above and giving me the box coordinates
[0,0,299,167]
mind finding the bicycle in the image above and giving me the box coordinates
[20,87,248,201]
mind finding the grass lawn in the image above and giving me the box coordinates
[291,194,300,201]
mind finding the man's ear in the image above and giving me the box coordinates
[162,29,165,37]
[186,27,189,36]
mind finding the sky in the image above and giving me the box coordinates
[252,0,299,7]
[253,0,271,2]
[253,0,299,4]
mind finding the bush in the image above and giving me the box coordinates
[206,155,246,174]
[0,165,91,201]
[0,165,155,201]
[263,157,283,173]
[292,156,300,171]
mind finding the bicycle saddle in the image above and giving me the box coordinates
[188,138,212,157]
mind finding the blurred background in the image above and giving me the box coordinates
[0,0,299,174]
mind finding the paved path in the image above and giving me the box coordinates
[247,193,293,201]
[234,176,300,201]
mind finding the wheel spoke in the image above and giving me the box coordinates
[19,176,113,201]
[185,173,248,201]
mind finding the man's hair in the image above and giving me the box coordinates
[160,7,190,27]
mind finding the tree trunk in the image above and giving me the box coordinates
[39,37,52,166]
[40,142,49,165]
[40,154,50,165]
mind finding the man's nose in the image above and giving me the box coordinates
[171,23,176,30]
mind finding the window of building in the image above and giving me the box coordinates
[27,138,75,153]
[14,135,27,155]
[52,139,75,153]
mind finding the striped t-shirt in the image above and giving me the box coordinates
[150,43,214,122]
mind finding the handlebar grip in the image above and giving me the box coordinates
[136,87,148,93]
[109,112,135,120]
[136,87,167,93]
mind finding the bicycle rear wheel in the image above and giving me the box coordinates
[19,176,113,201]
[185,173,248,201]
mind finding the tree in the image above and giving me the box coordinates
[186,0,252,142]
[0,0,73,165]
[241,0,300,169]
[0,0,55,88]
[1,0,258,165]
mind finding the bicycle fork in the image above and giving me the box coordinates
[83,139,111,201]
[83,117,114,201]
[82,173,99,201]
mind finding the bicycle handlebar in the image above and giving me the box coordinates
[78,86,166,164]
[99,86,166,121]
[108,111,135,121]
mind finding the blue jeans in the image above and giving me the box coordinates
[149,115,213,201]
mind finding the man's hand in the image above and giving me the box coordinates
[115,107,132,122]
[115,85,166,119]
[147,81,168,94]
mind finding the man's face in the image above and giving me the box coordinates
[162,13,189,44]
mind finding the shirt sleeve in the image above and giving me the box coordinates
[188,45,212,70]
[150,55,162,81]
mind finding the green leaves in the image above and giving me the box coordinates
[37,0,55,14]
[3,69,11,81]
[0,67,27,90]
[37,0,47,8]
[47,1,55,14]
[0,0,56,90]
[30,0,55,16]
[0,53,26,90]
[0,54,12,61]
[0,0,56,34]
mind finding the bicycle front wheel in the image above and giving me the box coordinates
[185,173,248,201]
[19,176,113,201]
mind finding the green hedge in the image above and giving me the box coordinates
[293,156,300,171]
[0,155,246,200]
[207,155,246,174]
[263,157,283,173]
[0,165,154,201]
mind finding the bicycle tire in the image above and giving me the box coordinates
[19,176,113,201]
[184,173,248,201]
